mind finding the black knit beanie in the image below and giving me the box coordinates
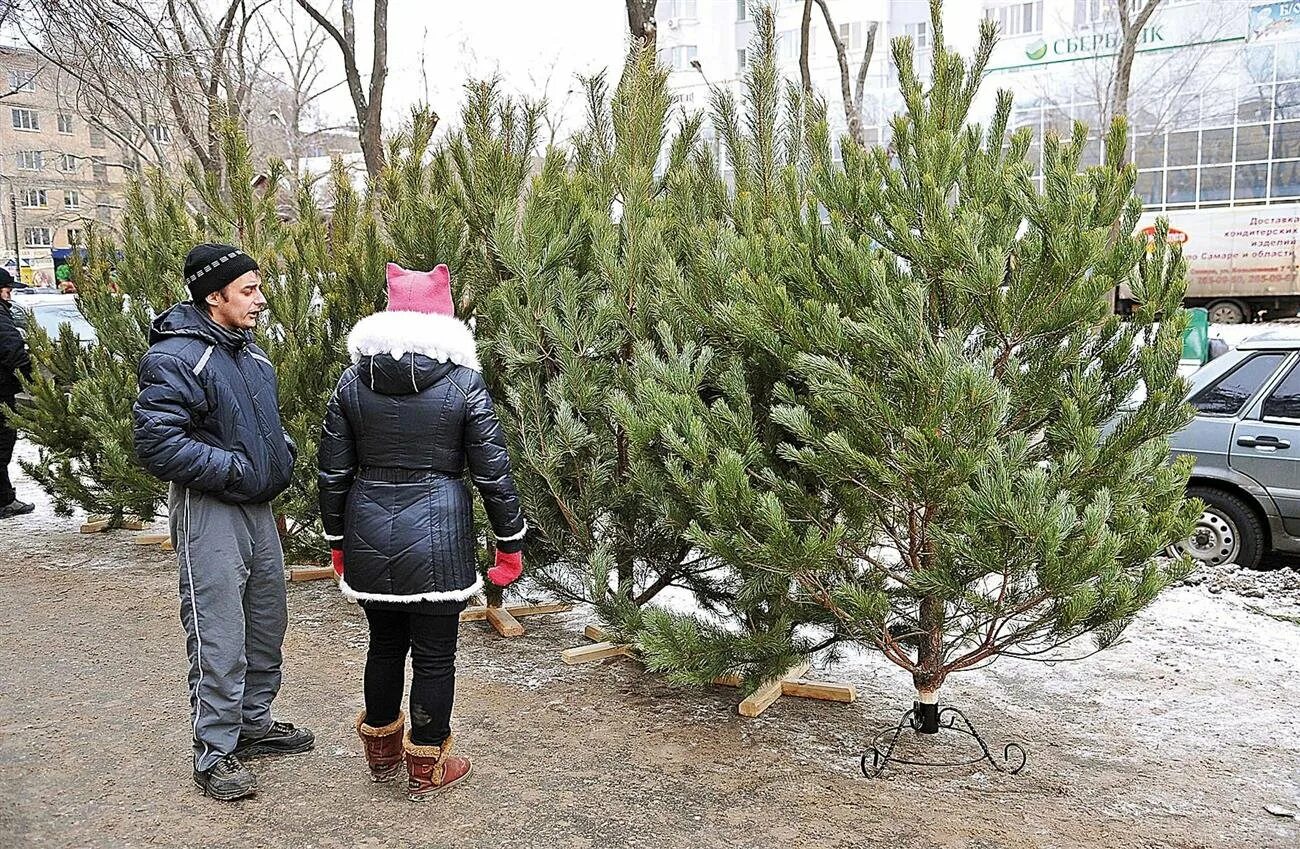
[184,243,259,302]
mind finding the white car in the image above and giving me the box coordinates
[10,292,96,346]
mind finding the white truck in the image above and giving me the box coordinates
[1128,201,1300,324]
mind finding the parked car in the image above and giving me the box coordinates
[10,292,96,346]
[1169,327,1300,569]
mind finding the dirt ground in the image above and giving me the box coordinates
[1,443,1298,849]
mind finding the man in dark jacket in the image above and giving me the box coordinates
[0,269,34,518]
[132,243,313,801]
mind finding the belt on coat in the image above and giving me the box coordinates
[356,465,461,483]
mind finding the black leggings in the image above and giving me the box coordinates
[362,607,459,747]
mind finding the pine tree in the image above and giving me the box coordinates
[14,125,386,562]
[14,173,196,523]
[467,50,717,622]
[617,0,1198,704]
[612,7,845,688]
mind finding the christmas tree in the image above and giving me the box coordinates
[617,0,1198,705]
[15,126,388,563]
[467,49,720,621]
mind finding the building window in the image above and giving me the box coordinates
[1273,160,1300,198]
[777,30,798,62]
[658,0,697,20]
[66,228,83,245]
[905,21,930,49]
[92,159,108,180]
[17,150,44,170]
[1234,163,1268,200]
[89,125,106,148]
[24,227,52,247]
[11,107,38,131]
[20,188,47,208]
[839,22,870,53]
[64,190,79,209]
[149,124,171,143]
[60,153,77,172]
[737,48,747,71]
[1166,167,1196,204]
[656,45,698,71]
[96,205,111,222]
[986,2,1044,37]
[57,112,73,134]
[1198,166,1230,202]
[737,0,747,20]
[8,69,36,93]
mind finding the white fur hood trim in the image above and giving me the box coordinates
[347,310,481,372]
[338,574,484,604]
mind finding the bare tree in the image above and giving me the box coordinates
[625,0,657,53]
[252,1,348,170]
[293,0,389,178]
[1109,0,1165,124]
[798,0,878,145]
[19,0,275,176]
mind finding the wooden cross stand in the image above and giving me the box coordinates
[562,625,856,717]
[460,597,573,637]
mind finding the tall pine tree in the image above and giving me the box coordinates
[617,0,1198,703]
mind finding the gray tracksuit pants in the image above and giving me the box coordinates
[169,483,287,772]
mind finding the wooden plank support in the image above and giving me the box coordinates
[781,679,856,703]
[135,532,171,545]
[289,566,337,582]
[459,602,572,623]
[738,662,811,718]
[161,539,175,552]
[485,606,525,637]
[119,518,147,531]
[714,661,856,717]
[79,518,110,534]
[560,641,636,665]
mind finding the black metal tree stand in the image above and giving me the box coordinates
[862,700,1027,777]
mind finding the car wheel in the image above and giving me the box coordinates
[1174,486,1265,569]
[1206,299,1249,325]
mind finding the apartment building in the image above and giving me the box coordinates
[0,44,178,283]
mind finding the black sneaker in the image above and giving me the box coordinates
[0,499,34,519]
[235,721,315,759]
[193,753,257,801]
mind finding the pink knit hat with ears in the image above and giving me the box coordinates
[386,262,454,316]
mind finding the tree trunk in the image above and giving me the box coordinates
[799,0,814,95]
[913,594,946,732]
[295,0,389,178]
[1110,0,1164,125]
[625,0,657,53]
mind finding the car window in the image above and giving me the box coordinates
[1190,353,1287,416]
[24,303,96,343]
[1263,360,1300,422]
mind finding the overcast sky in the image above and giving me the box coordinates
[303,0,630,136]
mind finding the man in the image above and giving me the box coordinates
[0,268,34,519]
[133,243,313,801]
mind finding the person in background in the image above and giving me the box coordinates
[132,243,313,801]
[0,268,34,519]
[318,262,526,802]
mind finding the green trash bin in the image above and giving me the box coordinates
[1181,307,1209,366]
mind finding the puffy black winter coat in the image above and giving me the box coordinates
[317,309,525,604]
[0,299,31,399]
[133,303,295,504]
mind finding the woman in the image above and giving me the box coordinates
[318,263,526,801]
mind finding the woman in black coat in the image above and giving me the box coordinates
[318,263,526,801]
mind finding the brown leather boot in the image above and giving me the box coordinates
[355,711,405,782]
[404,731,472,802]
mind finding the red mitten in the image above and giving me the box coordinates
[331,548,345,578]
[487,550,523,587]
